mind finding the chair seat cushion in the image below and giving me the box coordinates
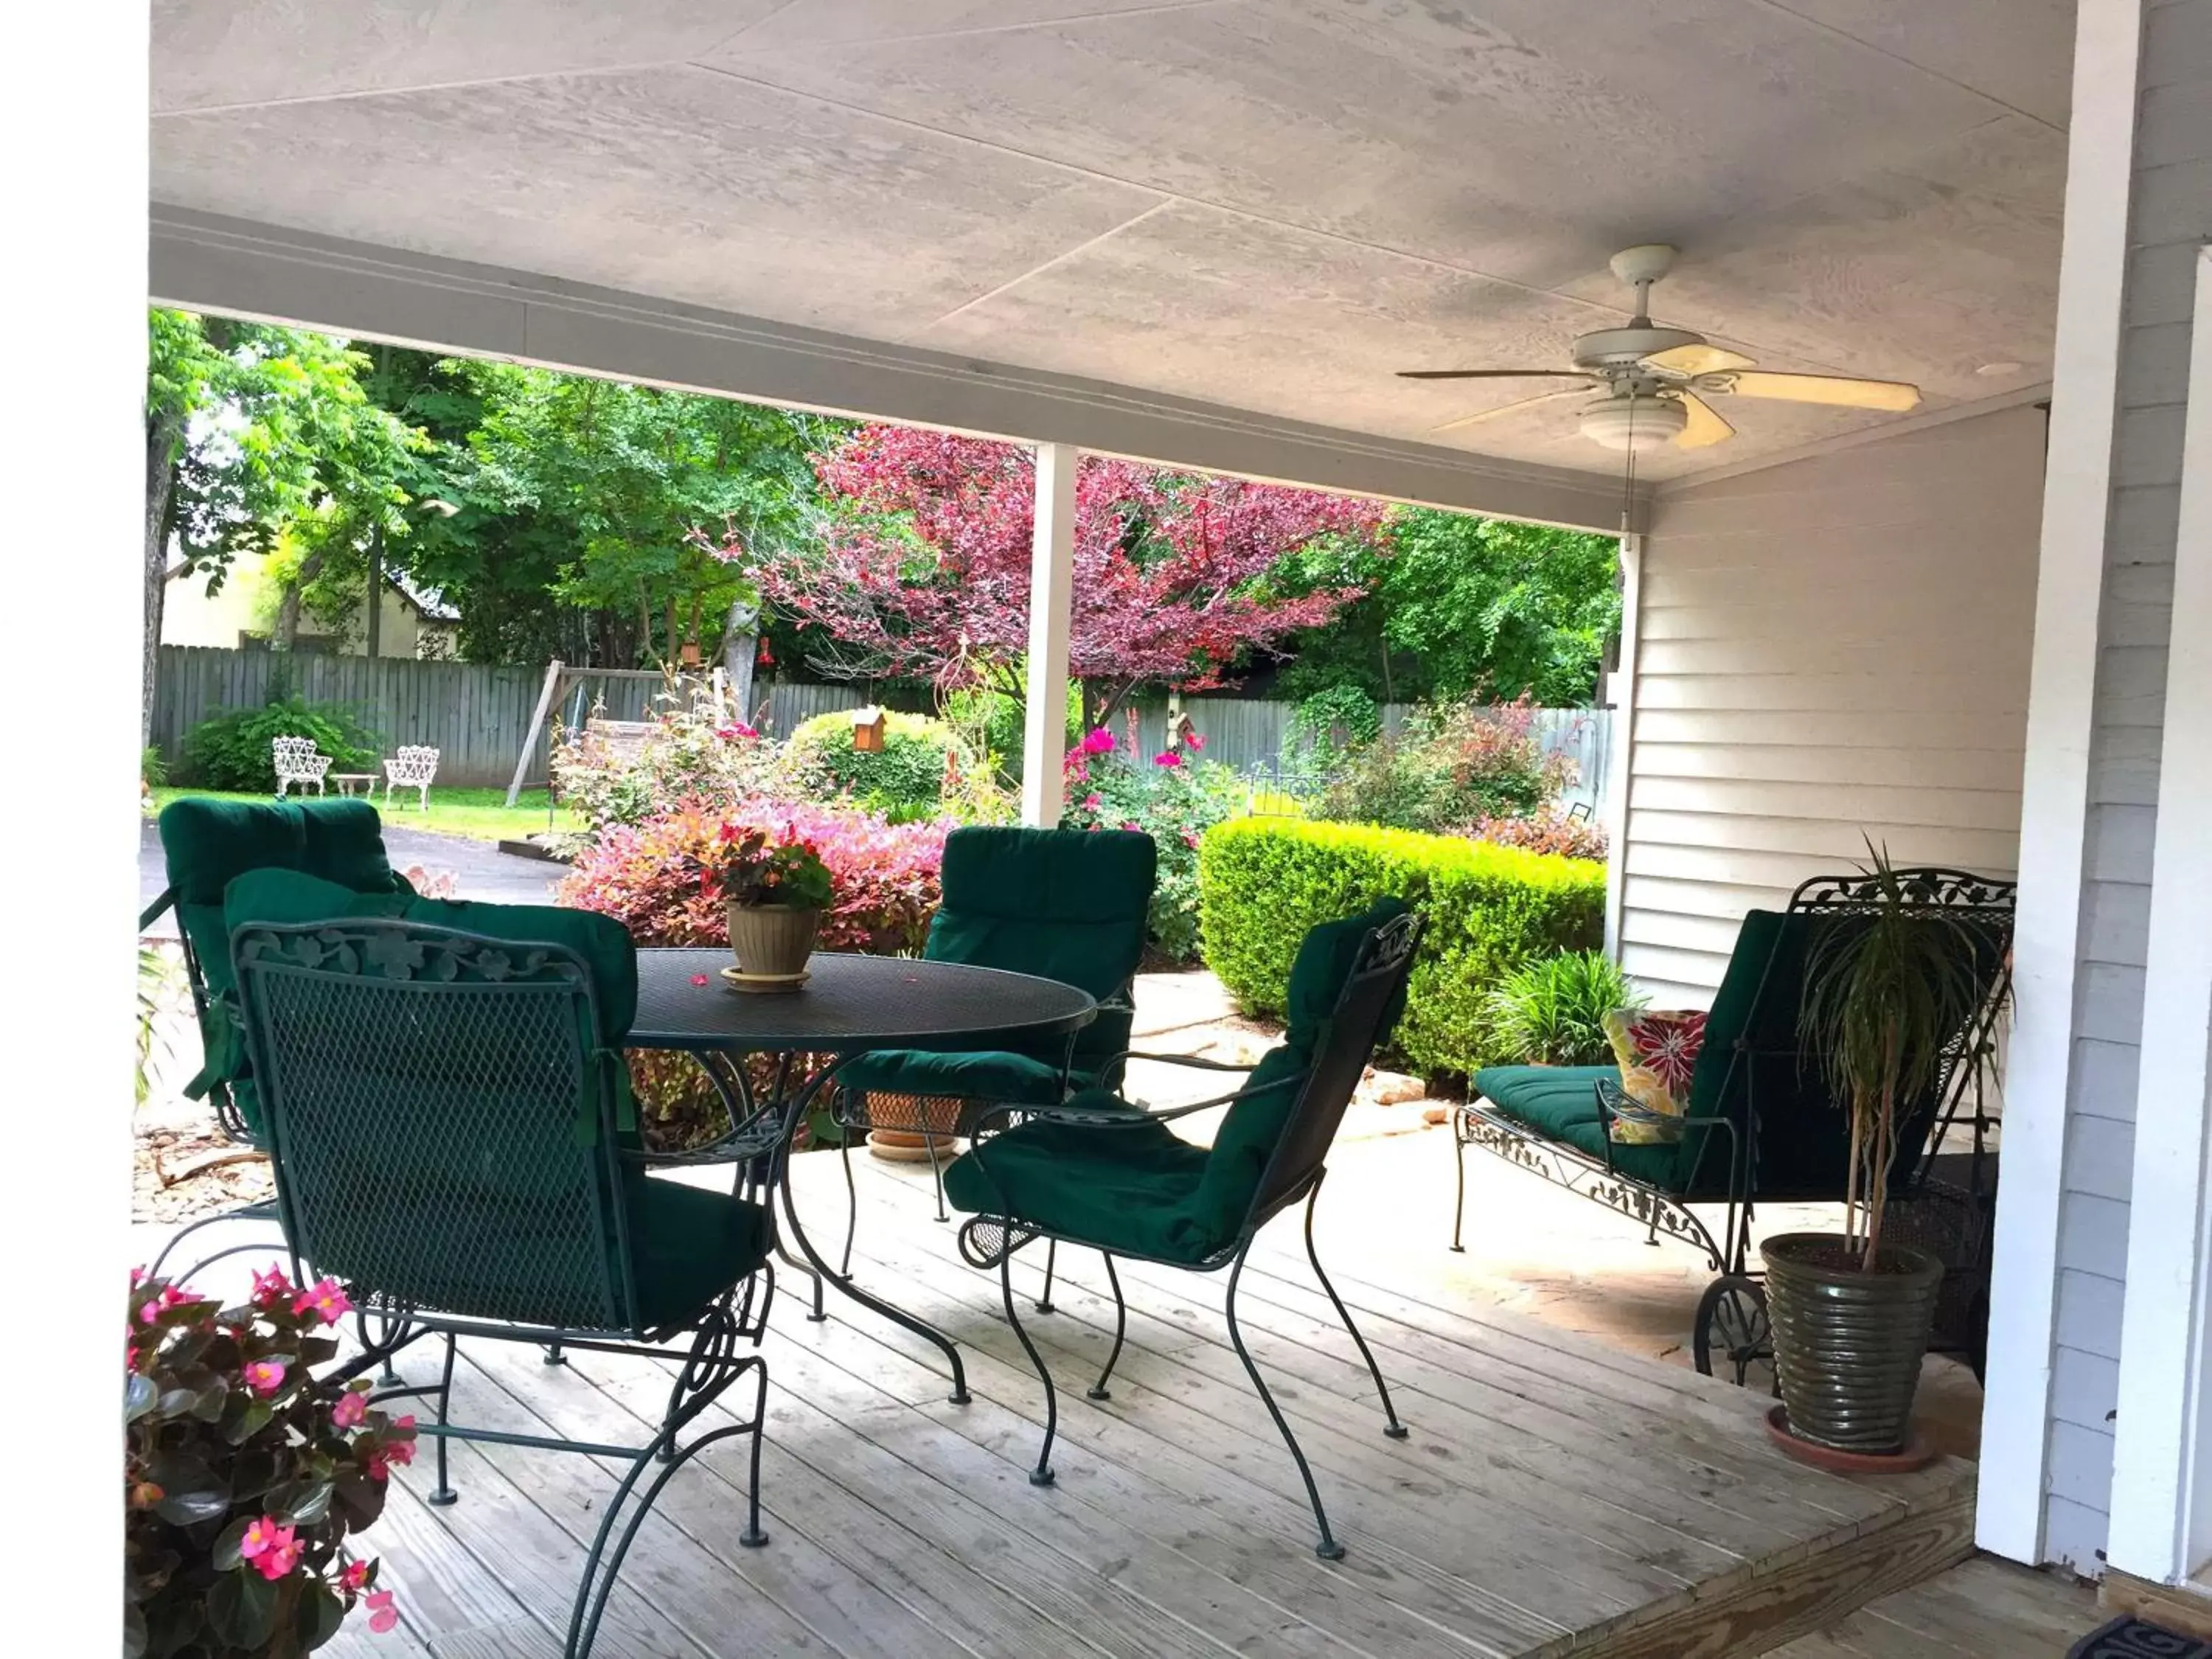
[624,1175,772,1331]
[1471,1064,1680,1189]
[837,1048,1072,1108]
[942,1102,1226,1265]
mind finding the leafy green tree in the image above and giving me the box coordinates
[441,362,838,669]
[144,311,424,731]
[1272,509,1621,707]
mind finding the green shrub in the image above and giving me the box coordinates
[181,698,381,793]
[1309,694,1568,835]
[1486,949,1643,1065]
[787,709,956,817]
[1197,817,1606,1077]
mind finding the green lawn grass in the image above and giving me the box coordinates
[151,785,582,845]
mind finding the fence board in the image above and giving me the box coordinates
[149,647,1613,815]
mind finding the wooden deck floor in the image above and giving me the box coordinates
[276,1144,1989,1659]
[1770,1555,2100,1656]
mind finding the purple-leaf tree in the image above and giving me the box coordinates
[703,425,1385,726]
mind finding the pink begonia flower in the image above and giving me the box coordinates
[1183,729,1206,752]
[1152,751,1183,769]
[1121,821,1141,833]
[1082,793,1102,810]
[138,1285,200,1326]
[333,1389,368,1430]
[243,1360,286,1397]
[293,1277,353,1326]
[339,1559,372,1595]
[1080,728,1116,755]
[690,973,709,987]
[250,1266,292,1307]
[365,1590,399,1634]
[241,1517,299,1579]
[394,1414,417,1432]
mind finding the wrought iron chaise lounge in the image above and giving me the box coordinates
[1455,866,2014,1385]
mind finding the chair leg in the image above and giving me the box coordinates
[1304,1178,1407,1440]
[924,1127,949,1224]
[543,1341,568,1366]
[838,1134,859,1281]
[1001,1245,1058,1486]
[1088,1253,1127,1401]
[1226,1240,1346,1561]
[1451,1117,1467,1253]
[428,1335,460,1505]
[1037,1237,1058,1315]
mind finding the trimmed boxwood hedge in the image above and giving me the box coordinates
[1197,817,1607,1078]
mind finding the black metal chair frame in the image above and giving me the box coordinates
[1451,866,2015,1386]
[231,919,773,1659]
[952,912,1422,1561]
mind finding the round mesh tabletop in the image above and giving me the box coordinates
[627,949,1096,1054]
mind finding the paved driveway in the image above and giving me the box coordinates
[139,818,565,937]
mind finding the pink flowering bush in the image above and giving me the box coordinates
[560,797,950,1147]
[1060,714,1245,964]
[125,1265,417,1657]
[552,675,790,830]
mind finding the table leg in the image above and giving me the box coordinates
[771,1060,970,1405]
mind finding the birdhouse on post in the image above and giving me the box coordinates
[851,705,887,752]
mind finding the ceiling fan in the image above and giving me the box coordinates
[1400,244,1921,453]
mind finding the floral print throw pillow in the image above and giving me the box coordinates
[1601,1009,1708,1144]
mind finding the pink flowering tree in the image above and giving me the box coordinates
[126,1265,417,1655]
[702,425,1388,727]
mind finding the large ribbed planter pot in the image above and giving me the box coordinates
[725,902,821,979]
[1761,1231,1944,1461]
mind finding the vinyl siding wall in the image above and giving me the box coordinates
[1618,406,2048,1007]
[2042,0,2212,1572]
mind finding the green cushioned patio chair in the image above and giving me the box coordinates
[140,798,416,1279]
[943,900,1421,1562]
[828,825,1155,1286]
[231,912,773,1659]
[1455,866,2014,1387]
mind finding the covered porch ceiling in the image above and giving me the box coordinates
[150,0,2072,523]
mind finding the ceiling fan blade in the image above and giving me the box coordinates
[1674,392,1734,449]
[1644,344,1756,376]
[1430,386,1592,435]
[1397,369,1597,382]
[1715,371,1921,411]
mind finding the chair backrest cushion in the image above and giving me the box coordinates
[1180,897,1412,1248]
[162,799,411,1126]
[232,917,641,1331]
[1673,907,2006,1197]
[926,827,1155,998]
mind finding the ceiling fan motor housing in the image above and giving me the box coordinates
[1580,394,1686,452]
[1572,323,1706,369]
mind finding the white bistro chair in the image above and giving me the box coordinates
[383,745,440,811]
[271,736,332,798]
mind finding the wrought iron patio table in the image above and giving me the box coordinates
[627,947,1096,1403]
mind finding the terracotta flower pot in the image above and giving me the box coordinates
[725,902,821,978]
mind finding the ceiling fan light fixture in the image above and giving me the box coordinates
[1579,394,1685,453]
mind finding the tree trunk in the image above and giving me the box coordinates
[273,549,327,653]
[364,523,384,658]
[143,409,184,749]
[722,597,759,723]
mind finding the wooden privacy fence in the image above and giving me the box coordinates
[149,646,1613,814]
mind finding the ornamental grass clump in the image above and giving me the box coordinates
[1487,949,1643,1066]
[125,1265,417,1658]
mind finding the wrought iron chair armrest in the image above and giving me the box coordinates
[1093,1048,1253,1075]
[969,1078,1280,1137]
[139,886,178,933]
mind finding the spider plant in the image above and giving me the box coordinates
[1796,841,1987,1268]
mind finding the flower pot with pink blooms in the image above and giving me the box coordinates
[125,1262,417,1656]
[705,821,837,984]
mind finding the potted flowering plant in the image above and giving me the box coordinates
[703,821,836,980]
[126,1265,417,1656]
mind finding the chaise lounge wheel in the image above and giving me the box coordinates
[1694,1275,1775,1392]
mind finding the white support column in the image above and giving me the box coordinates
[2108,244,2212,1587]
[1975,0,2143,1568]
[1601,532,1641,965]
[1021,442,1078,827]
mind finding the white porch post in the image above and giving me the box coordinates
[2107,244,2212,1586]
[1021,442,1078,827]
[1975,0,2143,1568]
